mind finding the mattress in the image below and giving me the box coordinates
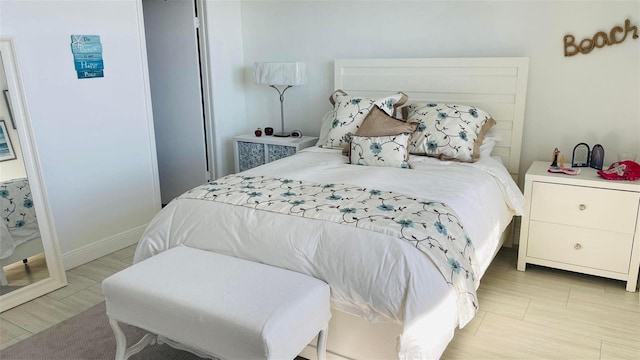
[134,147,524,359]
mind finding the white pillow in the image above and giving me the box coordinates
[316,110,334,147]
[479,129,503,158]
[324,90,408,149]
[349,133,412,169]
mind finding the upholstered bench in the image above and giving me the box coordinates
[102,246,331,360]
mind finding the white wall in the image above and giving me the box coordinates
[239,1,640,181]
[0,0,160,268]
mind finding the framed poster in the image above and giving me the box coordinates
[0,119,17,162]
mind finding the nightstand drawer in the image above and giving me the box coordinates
[530,182,639,234]
[528,221,633,273]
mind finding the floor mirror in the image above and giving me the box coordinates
[0,38,67,312]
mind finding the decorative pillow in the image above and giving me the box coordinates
[324,90,408,149]
[402,103,496,162]
[357,105,419,137]
[349,133,412,169]
[341,105,419,155]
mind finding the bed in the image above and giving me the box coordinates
[0,177,43,285]
[134,57,529,359]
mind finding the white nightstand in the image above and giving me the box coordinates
[517,161,640,291]
[233,133,319,173]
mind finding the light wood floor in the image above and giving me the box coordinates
[1,253,50,293]
[0,245,639,359]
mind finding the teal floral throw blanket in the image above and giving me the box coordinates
[180,175,480,324]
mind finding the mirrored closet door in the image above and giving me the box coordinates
[0,38,66,312]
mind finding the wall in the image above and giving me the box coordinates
[239,1,640,181]
[0,0,160,268]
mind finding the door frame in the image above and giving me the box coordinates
[195,0,216,181]
[136,0,216,202]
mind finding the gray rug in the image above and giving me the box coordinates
[0,286,23,296]
[0,302,204,359]
[1,301,309,360]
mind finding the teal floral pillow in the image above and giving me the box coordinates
[324,90,408,149]
[402,103,496,162]
[349,133,412,169]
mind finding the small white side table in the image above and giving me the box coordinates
[517,161,640,291]
[233,133,318,173]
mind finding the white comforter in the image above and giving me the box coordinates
[134,147,523,359]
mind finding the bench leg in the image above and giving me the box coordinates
[109,318,157,360]
[316,327,328,360]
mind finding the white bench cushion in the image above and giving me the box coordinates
[103,246,331,359]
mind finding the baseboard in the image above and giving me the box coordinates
[61,224,147,270]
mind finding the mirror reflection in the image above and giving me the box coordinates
[0,50,49,296]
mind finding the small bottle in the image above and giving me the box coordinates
[254,128,262,137]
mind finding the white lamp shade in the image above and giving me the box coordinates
[253,62,307,86]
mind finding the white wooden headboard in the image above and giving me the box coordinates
[334,58,529,180]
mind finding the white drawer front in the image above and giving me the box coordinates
[527,221,633,274]
[530,182,639,234]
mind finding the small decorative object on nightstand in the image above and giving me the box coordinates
[517,161,640,292]
[572,143,590,167]
[551,147,560,167]
[234,133,318,173]
[590,144,605,170]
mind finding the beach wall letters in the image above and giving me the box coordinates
[564,18,638,57]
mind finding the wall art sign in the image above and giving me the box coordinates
[70,35,104,79]
[564,18,638,57]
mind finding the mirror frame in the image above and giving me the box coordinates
[0,37,67,312]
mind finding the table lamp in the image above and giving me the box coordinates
[253,62,307,137]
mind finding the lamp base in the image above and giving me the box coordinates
[273,132,291,137]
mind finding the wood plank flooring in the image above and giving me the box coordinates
[1,245,638,359]
[1,253,49,290]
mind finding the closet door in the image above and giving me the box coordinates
[143,0,207,205]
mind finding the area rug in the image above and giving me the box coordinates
[1,301,309,359]
[0,286,22,296]
[0,302,204,359]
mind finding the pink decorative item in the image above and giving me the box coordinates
[597,161,640,181]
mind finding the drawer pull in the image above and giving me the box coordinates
[579,204,586,211]
[574,243,582,250]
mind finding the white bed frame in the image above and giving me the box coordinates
[301,57,529,360]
